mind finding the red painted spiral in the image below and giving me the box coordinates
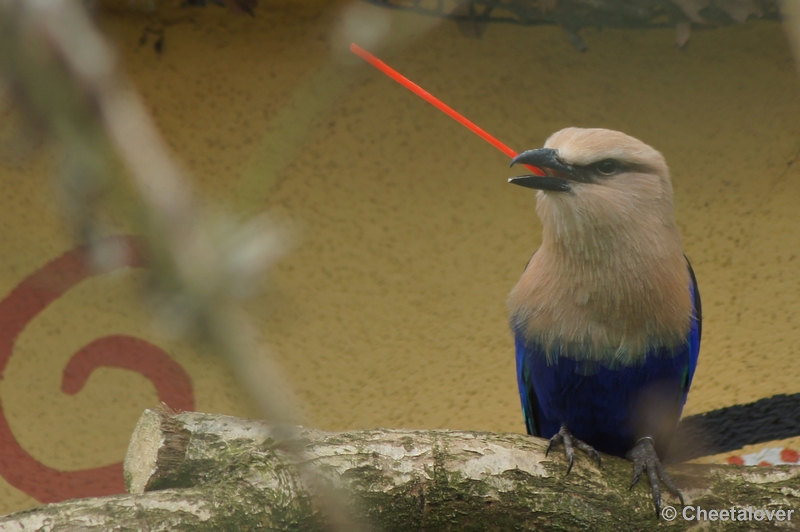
[0,235,195,503]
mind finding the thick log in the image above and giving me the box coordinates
[1,408,799,531]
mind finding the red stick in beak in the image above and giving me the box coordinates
[349,43,545,176]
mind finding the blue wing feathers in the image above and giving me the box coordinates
[683,258,702,397]
[515,259,701,458]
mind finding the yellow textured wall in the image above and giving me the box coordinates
[1,0,799,514]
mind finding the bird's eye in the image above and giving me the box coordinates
[595,160,619,176]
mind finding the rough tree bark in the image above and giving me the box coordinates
[1,408,799,531]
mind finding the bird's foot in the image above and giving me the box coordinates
[546,425,602,474]
[626,436,685,518]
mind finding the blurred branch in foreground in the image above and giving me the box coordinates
[0,0,367,528]
[365,0,782,49]
[0,0,294,426]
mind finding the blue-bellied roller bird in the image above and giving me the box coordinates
[507,128,701,516]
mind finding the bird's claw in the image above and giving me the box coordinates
[546,425,602,475]
[627,437,684,518]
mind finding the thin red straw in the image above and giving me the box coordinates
[350,43,544,176]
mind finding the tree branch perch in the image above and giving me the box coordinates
[1,408,798,530]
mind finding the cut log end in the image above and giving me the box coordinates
[124,408,165,494]
[125,404,191,494]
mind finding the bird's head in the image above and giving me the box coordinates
[507,128,692,359]
[509,128,675,234]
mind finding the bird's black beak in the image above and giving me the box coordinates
[508,148,576,193]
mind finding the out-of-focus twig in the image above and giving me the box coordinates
[0,0,296,428]
[0,0,372,528]
[782,1,800,68]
